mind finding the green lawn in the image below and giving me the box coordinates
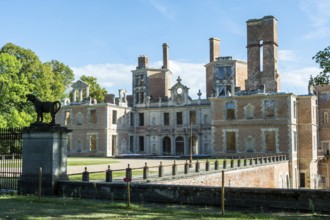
[0,195,324,220]
[67,157,119,166]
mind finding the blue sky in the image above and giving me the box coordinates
[1,0,329,98]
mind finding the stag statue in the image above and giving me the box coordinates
[26,94,61,125]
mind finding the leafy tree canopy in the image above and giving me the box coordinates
[0,43,74,127]
[79,75,107,103]
[309,46,330,86]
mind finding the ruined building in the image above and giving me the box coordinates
[56,15,330,189]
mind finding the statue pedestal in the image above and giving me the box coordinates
[19,125,71,195]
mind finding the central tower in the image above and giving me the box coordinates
[245,16,280,93]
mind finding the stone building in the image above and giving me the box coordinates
[55,15,330,189]
[56,80,131,157]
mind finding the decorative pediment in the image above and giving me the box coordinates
[170,76,190,105]
[71,80,89,90]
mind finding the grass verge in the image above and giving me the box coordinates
[0,195,325,220]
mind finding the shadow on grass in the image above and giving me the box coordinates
[0,196,327,220]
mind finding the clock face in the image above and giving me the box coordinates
[177,87,183,94]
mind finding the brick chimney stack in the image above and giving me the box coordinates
[138,55,148,68]
[209,38,220,62]
[162,43,169,69]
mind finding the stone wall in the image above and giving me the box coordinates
[57,181,330,212]
[157,162,289,188]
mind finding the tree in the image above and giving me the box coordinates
[44,60,74,98]
[79,75,107,103]
[309,46,330,86]
[0,43,74,127]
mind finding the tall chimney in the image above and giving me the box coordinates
[138,55,148,68]
[209,38,220,62]
[162,43,169,69]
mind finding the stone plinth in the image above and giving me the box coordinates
[19,125,71,195]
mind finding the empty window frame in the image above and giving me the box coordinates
[89,109,97,124]
[226,102,235,120]
[190,111,196,125]
[264,100,274,118]
[217,66,232,80]
[164,112,170,125]
[130,112,134,126]
[139,113,144,126]
[139,136,144,152]
[112,110,117,124]
[89,134,97,151]
[176,112,183,125]
[324,112,329,124]
[265,131,276,152]
[226,132,236,152]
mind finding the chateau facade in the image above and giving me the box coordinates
[56,16,330,189]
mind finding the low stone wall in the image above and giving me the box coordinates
[57,181,330,212]
[159,162,289,188]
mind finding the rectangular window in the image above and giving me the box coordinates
[164,112,170,125]
[64,111,70,125]
[139,136,144,152]
[139,113,144,126]
[226,132,236,152]
[265,131,276,152]
[129,136,134,152]
[264,100,274,118]
[112,135,117,155]
[130,112,134,126]
[112,110,117,124]
[226,102,235,120]
[217,66,232,80]
[300,173,305,188]
[89,109,97,124]
[322,142,330,155]
[89,134,97,151]
[324,112,329,124]
[190,111,196,125]
[176,112,183,125]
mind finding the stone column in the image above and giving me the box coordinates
[79,89,83,101]
[19,126,71,195]
[86,86,90,97]
[73,90,76,102]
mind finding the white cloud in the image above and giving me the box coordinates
[148,0,176,21]
[300,0,330,39]
[71,60,206,99]
[280,67,320,94]
[278,50,297,62]
[71,63,135,95]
